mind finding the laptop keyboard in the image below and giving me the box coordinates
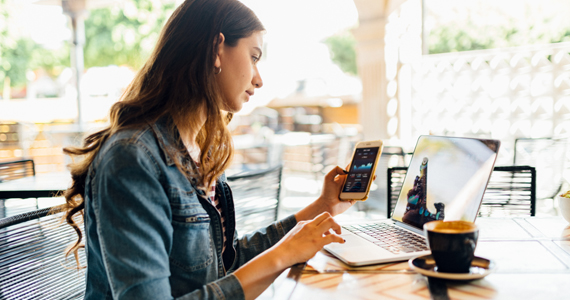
[343,223,429,254]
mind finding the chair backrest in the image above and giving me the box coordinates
[227,165,282,236]
[387,166,408,218]
[377,147,407,190]
[387,165,536,218]
[513,137,568,200]
[0,159,35,183]
[0,207,86,299]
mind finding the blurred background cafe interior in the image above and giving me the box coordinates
[1,0,570,298]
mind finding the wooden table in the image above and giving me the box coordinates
[274,217,570,300]
[0,172,71,199]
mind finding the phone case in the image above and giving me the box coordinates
[340,195,369,201]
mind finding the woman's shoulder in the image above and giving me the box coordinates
[92,124,164,170]
[102,125,158,154]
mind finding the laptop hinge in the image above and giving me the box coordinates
[394,221,425,236]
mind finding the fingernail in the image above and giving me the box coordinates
[343,239,346,243]
[342,169,349,174]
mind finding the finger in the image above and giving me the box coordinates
[373,175,377,181]
[323,227,341,236]
[324,166,346,182]
[317,217,342,235]
[322,233,345,245]
[311,212,332,225]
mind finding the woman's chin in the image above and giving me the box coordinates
[225,106,242,114]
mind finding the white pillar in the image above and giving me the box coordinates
[352,17,388,141]
[63,0,87,130]
[352,0,418,145]
[352,0,407,141]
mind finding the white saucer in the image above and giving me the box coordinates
[409,255,495,281]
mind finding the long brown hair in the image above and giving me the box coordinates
[60,0,264,267]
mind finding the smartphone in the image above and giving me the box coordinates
[339,140,383,201]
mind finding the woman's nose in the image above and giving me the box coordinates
[253,69,263,88]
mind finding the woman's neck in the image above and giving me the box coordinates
[173,112,206,161]
[178,126,201,161]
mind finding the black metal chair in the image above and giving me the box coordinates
[387,165,536,218]
[1,158,37,219]
[0,158,35,183]
[0,206,86,299]
[227,165,283,236]
[513,137,568,201]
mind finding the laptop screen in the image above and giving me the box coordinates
[391,136,500,230]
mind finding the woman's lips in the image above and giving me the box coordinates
[245,91,254,101]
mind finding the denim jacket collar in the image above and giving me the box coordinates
[148,116,184,167]
[148,116,227,184]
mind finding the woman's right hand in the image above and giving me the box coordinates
[271,212,345,267]
[233,212,345,300]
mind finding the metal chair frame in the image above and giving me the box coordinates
[513,137,568,200]
[1,158,37,219]
[0,207,86,299]
[387,165,537,219]
[227,164,283,236]
[0,158,35,183]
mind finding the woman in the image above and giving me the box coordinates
[61,0,356,299]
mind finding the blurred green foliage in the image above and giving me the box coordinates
[0,0,174,91]
[324,32,358,76]
[0,0,70,90]
[0,0,13,88]
[1,39,36,88]
[429,24,570,54]
[428,8,570,54]
[83,0,175,69]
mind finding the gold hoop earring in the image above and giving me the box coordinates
[214,67,222,75]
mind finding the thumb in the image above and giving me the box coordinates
[325,166,347,182]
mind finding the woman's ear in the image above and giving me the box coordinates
[215,33,225,69]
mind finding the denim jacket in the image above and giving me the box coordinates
[83,117,297,299]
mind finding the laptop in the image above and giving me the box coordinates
[324,135,501,266]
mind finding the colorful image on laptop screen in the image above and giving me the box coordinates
[392,136,500,229]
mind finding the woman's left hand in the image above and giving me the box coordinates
[295,165,376,222]
[317,166,355,216]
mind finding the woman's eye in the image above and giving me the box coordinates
[252,56,260,63]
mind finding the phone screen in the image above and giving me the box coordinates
[342,147,380,193]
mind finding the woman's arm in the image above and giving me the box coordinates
[230,166,352,267]
[231,166,355,299]
[233,212,344,300]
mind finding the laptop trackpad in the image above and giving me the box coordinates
[325,233,394,263]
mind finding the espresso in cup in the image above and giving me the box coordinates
[423,220,479,273]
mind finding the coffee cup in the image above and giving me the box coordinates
[423,220,479,273]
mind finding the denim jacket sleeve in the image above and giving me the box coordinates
[229,215,298,271]
[90,140,244,300]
